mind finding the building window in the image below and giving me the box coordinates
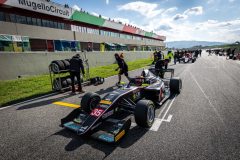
[3,13,9,22]
[32,18,37,26]
[0,12,5,21]
[53,22,58,28]
[37,18,42,26]
[42,19,48,27]
[26,17,32,25]
[9,14,15,23]
[64,23,71,30]
[49,20,54,28]
[16,15,27,24]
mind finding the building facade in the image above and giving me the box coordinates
[0,0,166,52]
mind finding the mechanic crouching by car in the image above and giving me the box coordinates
[69,54,85,94]
[163,51,172,69]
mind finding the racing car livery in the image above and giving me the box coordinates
[61,68,182,143]
[179,52,196,63]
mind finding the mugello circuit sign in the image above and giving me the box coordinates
[1,0,73,19]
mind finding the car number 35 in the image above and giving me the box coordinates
[91,108,104,117]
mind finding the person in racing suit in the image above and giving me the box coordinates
[69,54,85,93]
[115,53,130,85]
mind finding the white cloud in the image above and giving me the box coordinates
[173,14,187,21]
[173,6,203,21]
[229,0,235,2]
[91,12,99,17]
[132,5,240,43]
[91,12,109,19]
[184,6,203,15]
[72,4,80,11]
[156,18,240,42]
[162,7,178,15]
[207,0,214,4]
[106,0,109,5]
[118,1,163,18]
[113,17,130,24]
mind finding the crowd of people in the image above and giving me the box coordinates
[67,47,239,94]
[152,49,202,65]
[206,48,240,60]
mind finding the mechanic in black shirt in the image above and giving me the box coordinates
[69,54,85,93]
[157,51,162,60]
[115,53,129,85]
[155,59,165,78]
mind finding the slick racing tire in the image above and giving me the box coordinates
[53,78,61,91]
[170,77,182,94]
[61,60,70,70]
[51,60,65,73]
[134,100,155,128]
[81,92,101,113]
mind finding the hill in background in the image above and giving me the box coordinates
[166,41,226,49]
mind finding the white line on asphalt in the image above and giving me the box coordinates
[150,118,162,131]
[151,96,176,131]
[189,72,225,125]
[158,100,170,118]
[150,67,188,131]
[163,114,173,122]
[0,92,58,111]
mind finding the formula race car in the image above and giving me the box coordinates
[179,53,196,63]
[61,68,182,143]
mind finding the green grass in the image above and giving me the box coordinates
[0,58,152,106]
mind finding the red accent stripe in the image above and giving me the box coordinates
[123,25,137,34]
[0,0,7,4]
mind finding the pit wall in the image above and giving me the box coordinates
[0,51,154,80]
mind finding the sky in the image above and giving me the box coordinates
[54,0,240,42]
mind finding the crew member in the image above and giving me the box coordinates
[174,51,178,65]
[164,51,171,69]
[115,53,130,85]
[69,54,85,93]
[155,59,165,78]
[152,50,158,64]
[157,51,162,61]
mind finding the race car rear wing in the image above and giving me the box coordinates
[149,68,174,78]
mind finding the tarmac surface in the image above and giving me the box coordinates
[0,52,240,160]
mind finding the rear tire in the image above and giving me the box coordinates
[81,92,101,113]
[170,77,182,94]
[134,100,155,128]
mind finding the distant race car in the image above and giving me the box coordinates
[180,53,196,63]
[61,67,182,143]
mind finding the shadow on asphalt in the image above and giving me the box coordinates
[53,125,147,159]
[16,93,74,110]
[95,86,116,95]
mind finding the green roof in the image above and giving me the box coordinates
[71,11,105,26]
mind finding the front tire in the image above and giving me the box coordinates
[134,100,155,128]
[81,92,101,113]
